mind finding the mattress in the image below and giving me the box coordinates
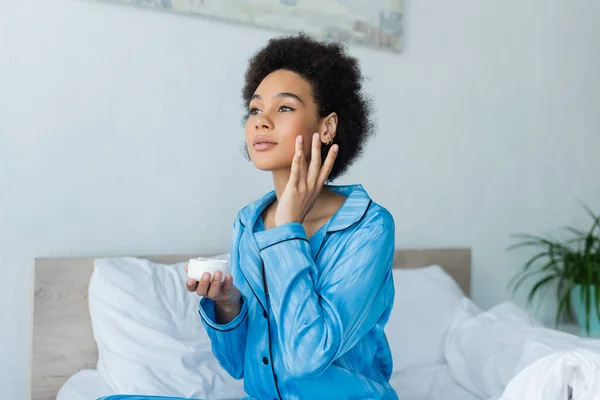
[57,365,481,400]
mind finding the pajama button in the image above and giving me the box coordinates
[262,357,269,365]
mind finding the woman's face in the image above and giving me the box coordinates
[245,69,325,172]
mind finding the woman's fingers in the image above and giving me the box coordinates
[317,144,339,186]
[289,136,303,187]
[298,137,307,189]
[195,273,211,296]
[307,133,321,185]
[188,271,235,301]
[207,271,223,298]
[184,265,197,292]
[222,274,233,294]
[185,278,197,292]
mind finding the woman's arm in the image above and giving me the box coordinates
[255,218,395,380]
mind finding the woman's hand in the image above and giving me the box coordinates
[185,266,242,320]
[274,133,339,227]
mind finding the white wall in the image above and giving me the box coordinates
[1,0,599,398]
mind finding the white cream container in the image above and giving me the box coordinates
[187,257,230,282]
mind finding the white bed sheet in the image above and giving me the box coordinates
[390,364,482,400]
[57,365,481,400]
[57,369,114,400]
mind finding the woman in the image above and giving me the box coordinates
[192,32,397,400]
[101,33,397,400]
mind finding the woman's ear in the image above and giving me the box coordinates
[320,112,338,145]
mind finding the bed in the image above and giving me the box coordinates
[32,248,472,400]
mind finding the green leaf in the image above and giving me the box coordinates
[584,283,592,334]
[595,283,600,323]
[508,270,548,296]
[578,201,600,232]
[563,225,586,237]
[527,274,557,305]
[522,251,552,271]
[584,235,596,260]
[516,233,571,250]
[556,280,574,326]
[556,276,571,321]
[540,259,562,274]
[506,240,550,252]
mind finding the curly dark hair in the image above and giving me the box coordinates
[241,33,375,182]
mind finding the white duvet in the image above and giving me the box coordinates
[497,347,600,400]
[445,300,600,400]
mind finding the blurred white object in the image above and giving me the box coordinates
[187,256,230,282]
[445,300,600,400]
[496,346,600,400]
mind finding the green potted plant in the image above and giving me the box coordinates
[507,204,600,335]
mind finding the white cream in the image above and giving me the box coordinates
[187,257,230,282]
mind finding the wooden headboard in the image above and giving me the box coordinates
[31,248,471,400]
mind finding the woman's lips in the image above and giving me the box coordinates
[254,142,277,151]
[253,136,278,151]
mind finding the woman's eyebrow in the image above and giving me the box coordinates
[274,92,304,104]
[251,92,304,104]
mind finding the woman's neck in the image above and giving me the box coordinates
[272,169,290,200]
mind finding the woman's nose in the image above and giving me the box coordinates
[255,114,272,130]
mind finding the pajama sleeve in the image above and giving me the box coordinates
[198,296,248,379]
[198,214,248,379]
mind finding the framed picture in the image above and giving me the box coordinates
[101,0,404,52]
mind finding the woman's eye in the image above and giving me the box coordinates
[279,105,294,112]
[249,107,261,115]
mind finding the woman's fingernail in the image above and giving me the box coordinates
[314,133,319,140]
[298,136,303,143]
[333,145,339,153]
[202,273,210,282]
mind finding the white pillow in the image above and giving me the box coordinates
[88,255,246,399]
[385,265,473,371]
